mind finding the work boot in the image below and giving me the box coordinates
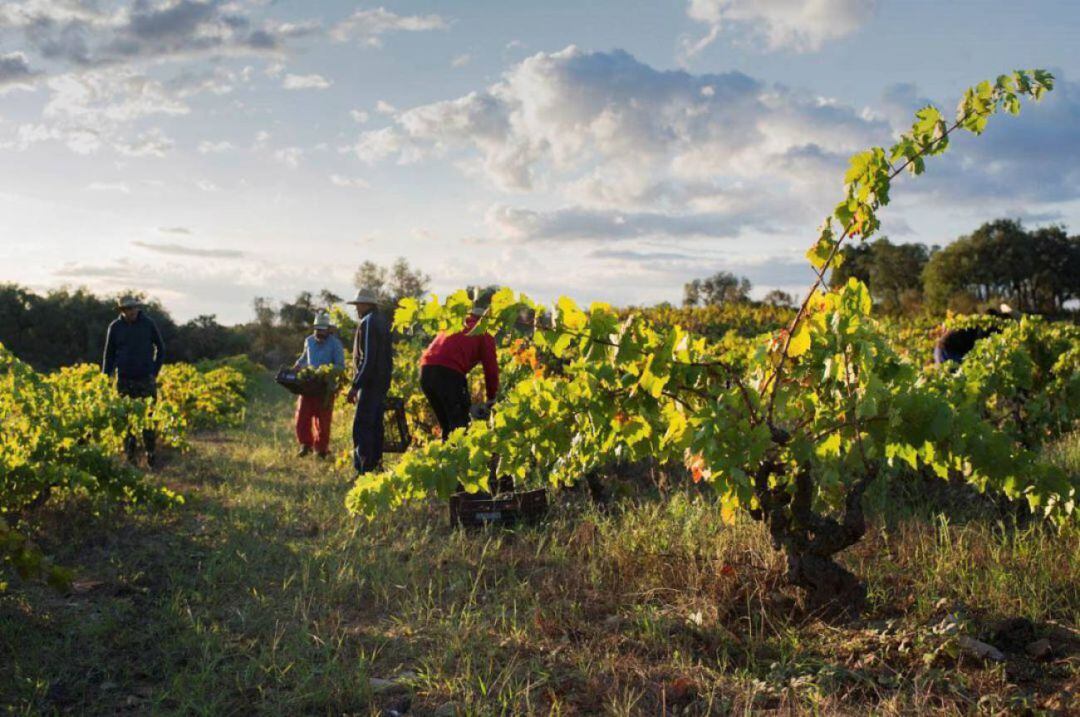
[297,445,312,458]
[316,451,331,460]
[124,436,138,464]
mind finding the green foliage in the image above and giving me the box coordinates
[0,344,252,589]
[348,70,1075,552]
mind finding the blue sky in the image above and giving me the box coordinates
[1,0,1077,323]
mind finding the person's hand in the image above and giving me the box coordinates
[346,387,358,404]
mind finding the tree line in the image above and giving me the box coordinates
[0,258,430,372]
[682,219,1079,316]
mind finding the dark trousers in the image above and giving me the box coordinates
[420,364,470,441]
[118,375,157,457]
[352,388,386,473]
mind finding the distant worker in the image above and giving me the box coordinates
[419,296,499,441]
[102,295,165,467]
[345,291,393,474]
[933,304,1015,365]
[293,311,345,459]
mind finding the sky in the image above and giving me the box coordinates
[0,0,1078,324]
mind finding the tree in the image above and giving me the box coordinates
[831,238,929,314]
[683,271,752,307]
[353,257,430,309]
[923,219,1079,313]
[762,289,794,307]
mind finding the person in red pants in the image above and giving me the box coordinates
[293,311,345,458]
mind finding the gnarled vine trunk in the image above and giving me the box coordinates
[751,462,876,619]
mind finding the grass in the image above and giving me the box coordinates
[1,377,1077,715]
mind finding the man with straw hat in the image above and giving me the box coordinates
[419,289,499,441]
[293,310,346,459]
[345,290,393,474]
[102,295,166,467]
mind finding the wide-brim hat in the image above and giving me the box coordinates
[346,290,379,305]
[117,295,141,309]
[313,311,333,329]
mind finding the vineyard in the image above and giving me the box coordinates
[1,69,1079,714]
[0,348,254,588]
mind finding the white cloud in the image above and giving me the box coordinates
[330,174,370,189]
[452,53,472,68]
[350,109,370,123]
[283,73,332,90]
[683,0,877,56]
[273,146,303,168]
[87,181,131,193]
[330,7,449,47]
[197,140,234,154]
[375,99,396,115]
[196,179,219,192]
[346,46,887,238]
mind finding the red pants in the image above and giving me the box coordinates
[295,395,334,453]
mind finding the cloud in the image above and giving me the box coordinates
[375,99,396,115]
[132,241,245,258]
[282,72,331,90]
[451,53,471,68]
[3,0,313,69]
[196,179,218,191]
[158,226,192,234]
[0,51,38,89]
[347,46,887,237]
[682,0,877,57]
[273,146,303,168]
[197,139,233,153]
[349,109,370,123]
[329,174,370,189]
[485,204,773,242]
[86,181,131,193]
[330,7,448,47]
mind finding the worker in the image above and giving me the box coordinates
[345,291,393,473]
[293,311,345,458]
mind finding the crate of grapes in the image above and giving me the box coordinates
[449,487,548,528]
[275,366,335,398]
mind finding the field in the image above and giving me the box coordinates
[2,375,1077,716]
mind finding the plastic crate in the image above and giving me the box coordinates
[274,367,331,398]
[448,488,548,528]
[383,396,412,453]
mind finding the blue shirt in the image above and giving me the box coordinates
[296,334,345,370]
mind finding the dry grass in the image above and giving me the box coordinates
[1,379,1077,715]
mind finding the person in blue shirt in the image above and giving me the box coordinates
[102,295,165,467]
[293,311,346,458]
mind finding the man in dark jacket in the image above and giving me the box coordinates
[345,291,393,473]
[102,295,165,466]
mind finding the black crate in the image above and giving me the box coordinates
[383,396,411,453]
[274,367,331,398]
[449,488,548,528]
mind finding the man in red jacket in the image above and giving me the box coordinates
[420,302,499,440]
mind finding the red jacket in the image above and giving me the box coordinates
[420,315,499,401]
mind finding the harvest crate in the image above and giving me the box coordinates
[274,367,331,398]
[449,488,548,528]
[383,396,411,453]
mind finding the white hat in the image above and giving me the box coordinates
[999,303,1014,314]
[117,295,141,309]
[313,311,332,329]
[346,290,379,305]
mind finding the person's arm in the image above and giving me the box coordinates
[351,318,374,391]
[295,338,310,369]
[102,323,117,376]
[480,335,499,402]
[151,320,165,376]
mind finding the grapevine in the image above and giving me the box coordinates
[347,70,1075,614]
